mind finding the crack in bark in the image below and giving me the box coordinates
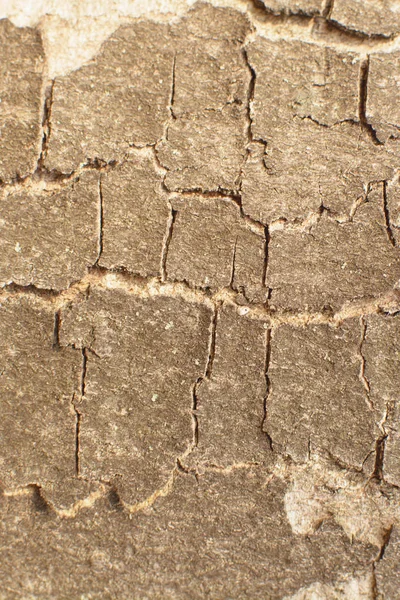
[229,236,238,291]
[52,310,61,350]
[321,0,335,19]
[359,317,374,411]
[205,304,219,379]
[359,57,383,146]
[2,270,400,329]
[160,203,177,282]
[249,0,398,42]
[262,328,274,450]
[73,348,88,477]
[169,53,177,122]
[382,180,397,247]
[94,175,104,265]
[37,80,55,172]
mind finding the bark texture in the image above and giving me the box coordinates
[1,2,400,598]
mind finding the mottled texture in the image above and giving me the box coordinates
[267,186,400,312]
[156,4,251,192]
[258,0,323,14]
[0,172,99,290]
[367,51,400,143]
[0,19,44,182]
[0,470,376,599]
[375,526,400,599]
[60,288,211,506]
[2,2,400,597]
[247,38,360,131]
[242,122,396,222]
[387,178,400,245]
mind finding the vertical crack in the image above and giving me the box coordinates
[189,304,219,459]
[170,53,177,121]
[236,46,261,191]
[52,311,61,350]
[191,378,200,448]
[262,225,272,303]
[378,525,393,561]
[80,348,87,397]
[205,304,219,379]
[160,204,177,282]
[322,0,335,19]
[95,175,104,265]
[75,407,82,477]
[38,80,55,170]
[359,316,374,410]
[372,435,387,482]
[243,46,256,146]
[229,237,238,290]
[74,348,88,477]
[262,328,273,450]
[382,181,397,247]
[372,401,393,482]
[359,57,382,145]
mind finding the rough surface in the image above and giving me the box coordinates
[330,0,400,37]
[266,319,377,468]
[258,0,323,15]
[242,122,397,222]
[0,19,44,183]
[60,288,211,506]
[0,297,88,509]
[0,172,99,289]
[166,196,266,301]
[98,152,169,277]
[156,4,252,193]
[387,177,400,245]
[375,526,400,599]
[1,0,400,597]
[45,21,174,173]
[191,305,271,467]
[363,315,400,487]
[0,470,377,599]
[367,50,400,143]
[267,186,400,312]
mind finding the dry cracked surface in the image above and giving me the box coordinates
[1,1,400,598]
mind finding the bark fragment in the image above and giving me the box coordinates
[166,196,266,302]
[0,297,91,508]
[0,172,99,290]
[60,288,211,505]
[375,526,400,598]
[98,152,169,277]
[266,184,400,312]
[367,50,400,142]
[266,319,379,468]
[0,469,376,599]
[45,21,175,172]
[363,314,400,487]
[0,20,44,182]
[156,4,252,192]
[191,305,272,467]
[330,0,400,37]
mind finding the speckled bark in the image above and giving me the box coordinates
[1,2,400,598]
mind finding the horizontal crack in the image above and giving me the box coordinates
[1,268,400,329]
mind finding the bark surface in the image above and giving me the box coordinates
[1,2,400,598]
